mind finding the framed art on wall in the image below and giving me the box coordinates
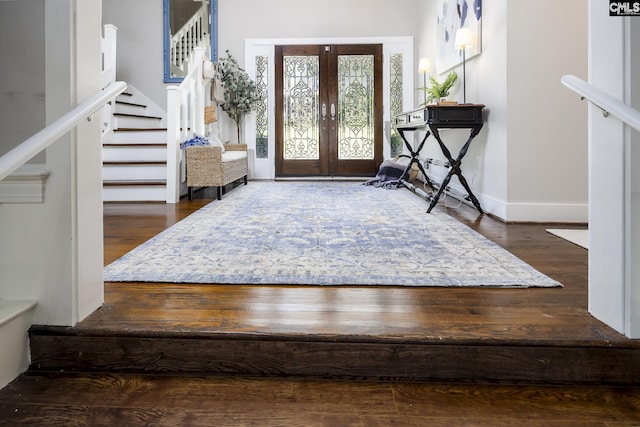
[436,0,482,74]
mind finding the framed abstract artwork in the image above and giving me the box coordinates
[436,0,482,74]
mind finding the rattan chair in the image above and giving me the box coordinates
[185,143,248,200]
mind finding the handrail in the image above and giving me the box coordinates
[561,74,640,133]
[0,81,127,182]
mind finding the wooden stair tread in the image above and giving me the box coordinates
[113,128,167,132]
[103,160,166,165]
[103,179,166,186]
[103,143,167,147]
[115,100,147,108]
[114,112,162,120]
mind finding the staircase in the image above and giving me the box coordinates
[102,88,168,202]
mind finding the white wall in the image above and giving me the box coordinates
[505,0,588,222]
[0,0,46,161]
[103,0,166,108]
[218,0,422,68]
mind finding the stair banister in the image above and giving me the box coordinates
[101,24,117,89]
[561,74,640,132]
[166,47,206,203]
[0,81,127,182]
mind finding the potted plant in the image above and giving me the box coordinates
[217,50,260,144]
[419,71,458,105]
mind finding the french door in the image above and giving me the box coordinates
[275,44,383,177]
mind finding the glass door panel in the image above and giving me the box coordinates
[283,56,320,160]
[337,55,375,161]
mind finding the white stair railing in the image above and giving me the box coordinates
[166,47,208,203]
[0,82,127,182]
[561,74,640,132]
[170,5,209,77]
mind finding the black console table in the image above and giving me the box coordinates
[394,104,485,213]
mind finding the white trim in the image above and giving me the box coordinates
[0,164,50,203]
[245,37,414,180]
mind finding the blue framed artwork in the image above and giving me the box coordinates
[436,0,482,74]
[163,0,218,83]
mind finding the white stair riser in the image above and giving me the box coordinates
[103,164,167,181]
[115,103,148,116]
[104,130,167,144]
[0,301,37,389]
[103,186,166,202]
[114,115,162,128]
[103,146,167,162]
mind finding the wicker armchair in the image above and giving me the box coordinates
[185,143,248,200]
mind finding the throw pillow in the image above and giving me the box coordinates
[209,132,225,153]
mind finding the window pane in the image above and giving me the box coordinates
[255,55,268,159]
[390,53,404,158]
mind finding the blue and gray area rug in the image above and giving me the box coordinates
[104,181,561,288]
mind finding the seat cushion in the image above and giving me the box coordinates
[221,150,247,163]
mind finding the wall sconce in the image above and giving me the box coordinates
[418,57,432,105]
[454,28,473,104]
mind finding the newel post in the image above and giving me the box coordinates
[193,47,206,136]
[166,86,181,203]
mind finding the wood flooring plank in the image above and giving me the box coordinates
[1,373,637,426]
[392,383,640,424]
[0,405,166,427]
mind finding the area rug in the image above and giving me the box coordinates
[104,181,561,288]
[546,228,589,250]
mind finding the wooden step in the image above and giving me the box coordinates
[113,128,167,132]
[103,161,166,166]
[113,112,163,121]
[115,100,147,109]
[103,179,166,186]
[27,323,640,385]
[102,143,167,148]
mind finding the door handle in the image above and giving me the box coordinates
[330,103,336,121]
[322,103,327,121]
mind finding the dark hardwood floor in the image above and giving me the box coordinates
[1,183,639,426]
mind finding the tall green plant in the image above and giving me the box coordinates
[218,50,259,143]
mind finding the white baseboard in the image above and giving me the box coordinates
[418,175,588,223]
